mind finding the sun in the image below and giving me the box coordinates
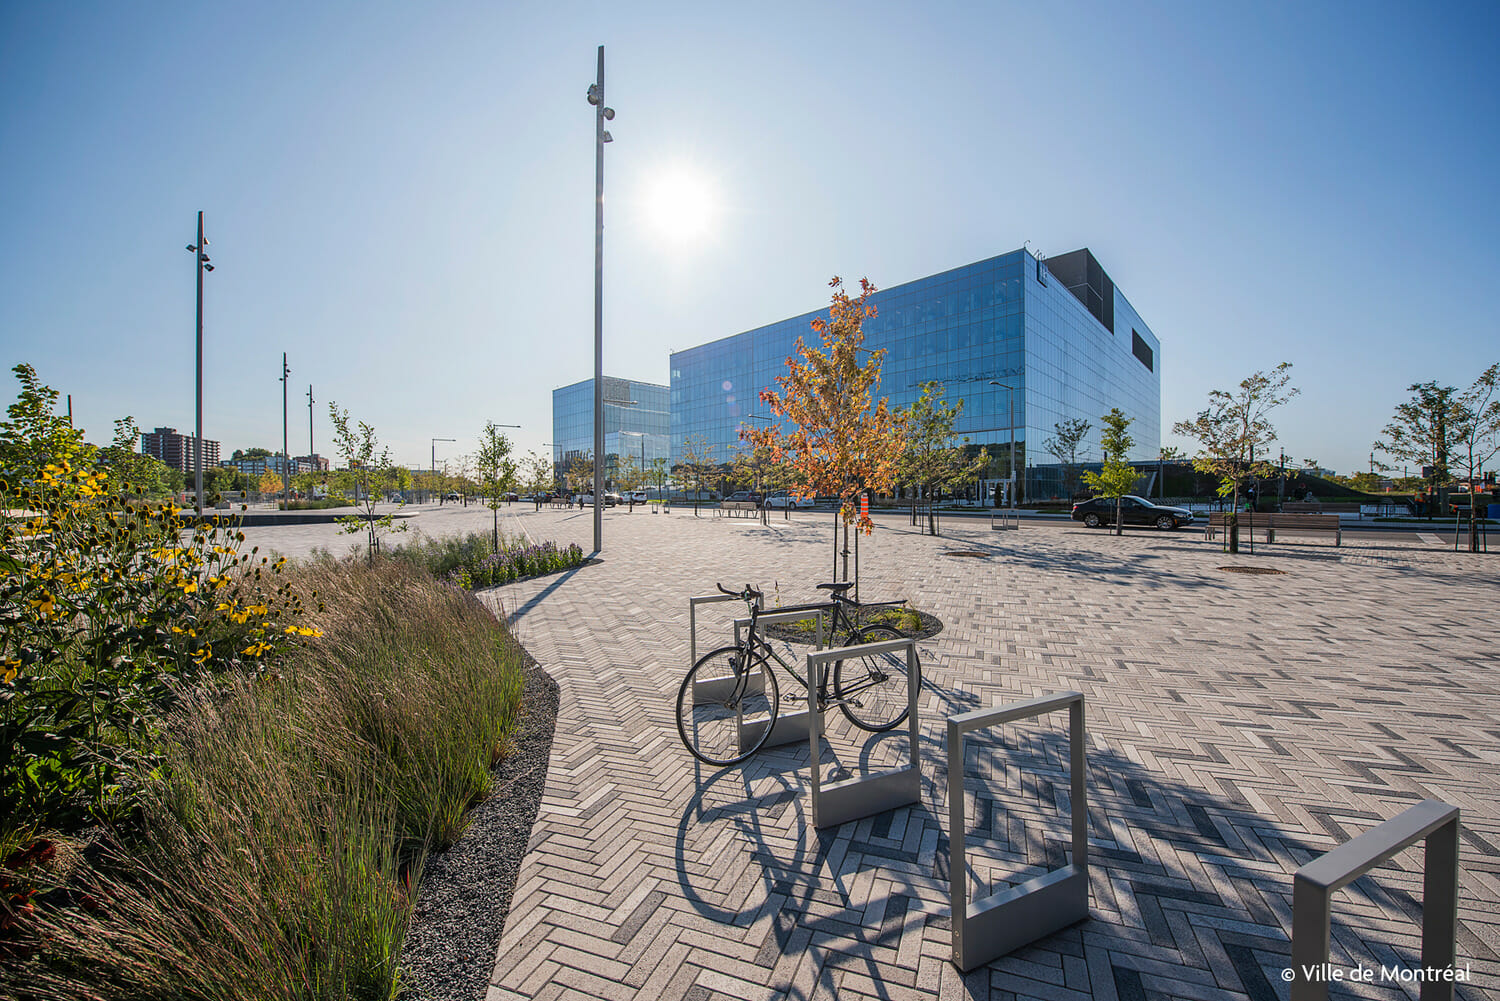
[642,165,718,244]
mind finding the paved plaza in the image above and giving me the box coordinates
[269,506,1499,999]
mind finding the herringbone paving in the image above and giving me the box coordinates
[470,510,1497,1000]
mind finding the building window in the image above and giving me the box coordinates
[1131,329,1153,372]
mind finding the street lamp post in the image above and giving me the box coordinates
[586,45,616,554]
[280,353,291,509]
[186,213,213,510]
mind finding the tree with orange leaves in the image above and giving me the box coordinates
[741,277,907,580]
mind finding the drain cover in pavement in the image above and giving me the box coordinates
[943,550,990,558]
[1217,566,1286,574]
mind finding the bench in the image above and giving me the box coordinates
[1204,511,1341,546]
[1267,512,1341,546]
[1282,501,1361,516]
[716,501,763,519]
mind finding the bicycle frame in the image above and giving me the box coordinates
[730,591,906,710]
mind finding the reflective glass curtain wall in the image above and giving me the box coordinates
[669,248,1160,501]
[551,377,671,487]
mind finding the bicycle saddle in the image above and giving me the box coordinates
[816,581,854,593]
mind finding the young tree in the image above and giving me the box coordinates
[1374,381,1463,521]
[328,402,406,561]
[1043,417,1092,501]
[897,382,988,536]
[1173,363,1299,551]
[521,451,553,509]
[99,417,182,499]
[1450,363,1500,551]
[678,435,716,515]
[257,468,283,497]
[1081,408,1138,536]
[563,452,593,497]
[0,364,92,497]
[616,452,643,495]
[475,421,517,551]
[648,457,670,503]
[741,277,908,578]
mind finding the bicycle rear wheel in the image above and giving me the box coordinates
[833,625,911,731]
[676,646,780,766]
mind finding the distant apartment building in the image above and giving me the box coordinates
[221,455,312,479]
[295,453,330,472]
[141,427,220,474]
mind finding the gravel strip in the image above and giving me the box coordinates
[398,651,559,1001]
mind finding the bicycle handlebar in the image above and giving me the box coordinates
[717,582,762,603]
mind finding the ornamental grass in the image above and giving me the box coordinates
[1,557,526,1001]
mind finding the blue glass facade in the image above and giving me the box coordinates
[551,377,671,483]
[668,248,1160,500]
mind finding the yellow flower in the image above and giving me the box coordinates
[2,659,19,683]
[182,581,198,594]
[29,592,55,618]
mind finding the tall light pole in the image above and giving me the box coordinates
[307,384,315,457]
[989,380,1018,509]
[186,213,213,510]
[587,45,615,553]
[431,437,455,502]
[280,354,291,509]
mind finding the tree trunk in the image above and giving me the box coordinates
[834,510,846,579]
[1114,496,1122,536]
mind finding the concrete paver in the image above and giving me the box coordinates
[460,510,1498,1000]
[265,506,1500,998]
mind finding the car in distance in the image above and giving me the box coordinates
[626,490,649,504]
[764,489,815,509]
[1071,495,1194,530]
[443,492,461,502]
[603,492,624,507]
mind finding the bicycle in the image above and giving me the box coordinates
[676,581,917,766]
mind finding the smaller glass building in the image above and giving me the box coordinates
[551,377,670,487]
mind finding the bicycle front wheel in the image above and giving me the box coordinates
[676,646,780,766]
[833,625,912,731]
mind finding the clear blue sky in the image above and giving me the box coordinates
[3,1,1497,476]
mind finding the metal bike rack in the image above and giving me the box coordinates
[687,592,758,670]
[990,509,1019,531]
[1290,799,1461,1001]
[805,637,921,829]
[728,609,826,751]
[947,691,1087,972]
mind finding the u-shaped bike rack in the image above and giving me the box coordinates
[1290,798,1461,1001]
[805,637,922,829]
[947,691,1088,971]
[685,595,1466,979]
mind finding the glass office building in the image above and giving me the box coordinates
[551,377,671,486]
[668,248,1160,500]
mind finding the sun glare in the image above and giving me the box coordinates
[642,166,718,244]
